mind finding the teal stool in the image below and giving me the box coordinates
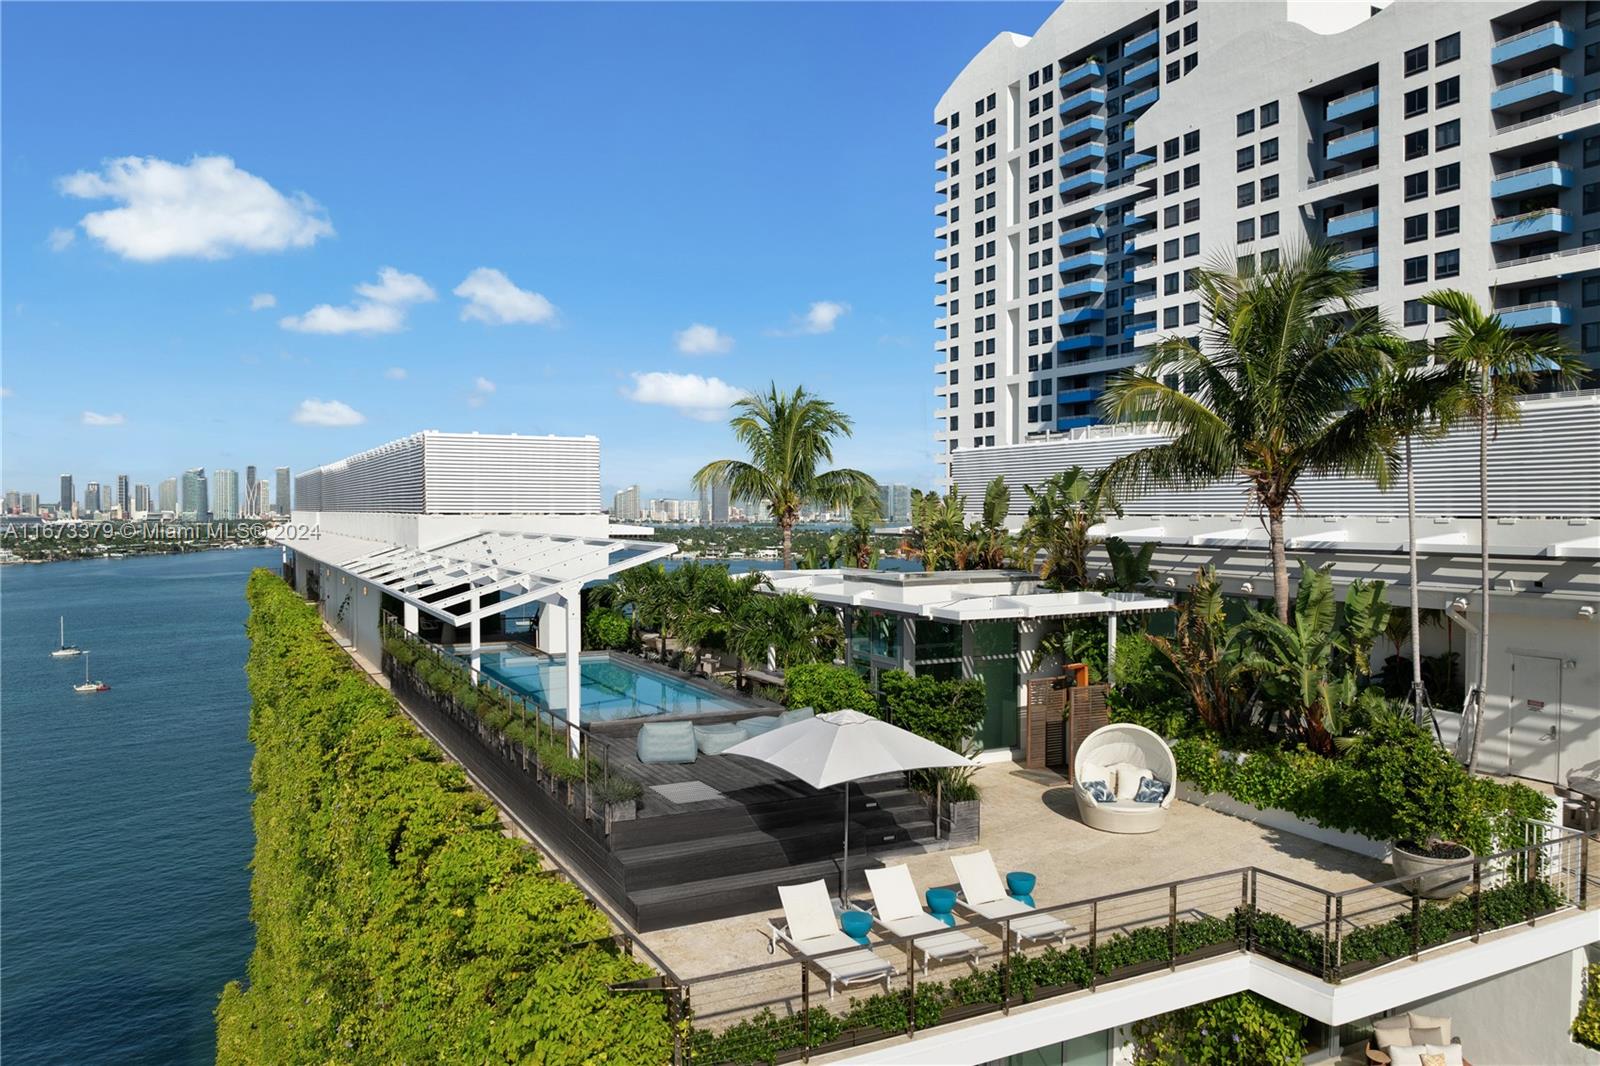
[924,887,957,927]
[1006,871,1036,908]
[839,909,873,945]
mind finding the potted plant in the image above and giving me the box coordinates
[594,775,644,830]
[929,763,982,845]
[1339,717,1474,898]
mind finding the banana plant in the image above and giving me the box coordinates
[1339,577,1391,679]
[1143,567,1253,737]
[1104,536,1157,592]
[1018,466,1101,590]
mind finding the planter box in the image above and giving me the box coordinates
[1175,783,1389,861]
[605,800,637,826]
[944,798,981,846]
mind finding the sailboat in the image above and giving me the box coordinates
[50,616,84,658]
[73,652,109,693]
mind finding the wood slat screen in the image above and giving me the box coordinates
[1067,684,1110,782]
[1024,676,1070,770]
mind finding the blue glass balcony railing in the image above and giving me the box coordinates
[1326,207,1379,237]
[1058,142,1107,168]
[1124,58,1159,85]
[1326,126,1379,159]
[1057,223,1106,246]
[1326,86,1378,122]
[1124,151,1156,169]
[1059,87,1107,117]
[1333,248,1379,271]
[1491,21,1573,66]
[1490,209,1572,243]
[1057,334,1107,352]
[1498,301,1571,329]
[1058,306,1106,324]
[1491,162,1573,198]
[1058,114,1108,143]
[1056,414,1100,430]
[1058,60,1103,89]
[1491,69,1573,111]
[1056,387,1097,405]
[1059,170,1108,196]
[1125,28,1158,56]
[1126,87,1160,113]
[1122,211,1150,227]
[1059,250,1108,272]
[1058,278,1108,299]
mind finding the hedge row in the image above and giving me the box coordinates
[215,571,671,1064]
[693,877,1563,1066]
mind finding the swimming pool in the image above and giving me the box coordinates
[467,649,748,722]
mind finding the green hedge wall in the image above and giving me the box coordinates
[215,571,672,1064]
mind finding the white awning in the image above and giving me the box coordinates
[275,527,673,626]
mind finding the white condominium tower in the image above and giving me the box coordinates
[932,0,1599,476]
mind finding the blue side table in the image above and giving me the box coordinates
[924,887,958,927]
[839,909,873,945]
[1006,871,1036,908]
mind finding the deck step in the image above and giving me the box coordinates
[610,784,931,848]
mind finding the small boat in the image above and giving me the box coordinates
[50,616,84,658]
[73,652,109,693]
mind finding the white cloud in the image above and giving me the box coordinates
[291,398,365,426]
[624,371,747,422]
[798,300,849,333]
[453,267,557,325]
[467,376,497,408]
[675,322,734,355]
[280,267,435,335]
[249,292,276,311]
[57,155,332,261]
[384,366,408,380]
[47,227,75,252]
[81,410,125,426]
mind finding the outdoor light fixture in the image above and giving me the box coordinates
[1240,581,1255,594]
[1580,605,1596,620]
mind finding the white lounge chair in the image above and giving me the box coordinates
[950,850,1072,947]
[1073,723,1176,834]
[767,879,896,997]
[863,865,985,974]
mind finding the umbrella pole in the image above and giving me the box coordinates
[841,784,850,907]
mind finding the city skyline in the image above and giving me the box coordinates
[5,460,290,518]
[1,2,1046,496]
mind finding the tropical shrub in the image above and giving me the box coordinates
[1132,992,1306,1066]
[876,670,986,752]
[1107,631,1198,739]
[583,605,631,650]
[783,662,873,713]
[216,571,671,1064]
[1574,963,1600,1051]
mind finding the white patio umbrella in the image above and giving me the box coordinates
[724,709,973,903]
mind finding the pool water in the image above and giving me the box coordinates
[470,650,747,722]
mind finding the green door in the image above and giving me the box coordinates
[972,621,1019,752]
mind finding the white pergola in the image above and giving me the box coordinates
[286,528,674,739]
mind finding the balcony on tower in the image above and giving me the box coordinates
[1058,250,1108,274]
[1126,86,1160,113]
[1124,57,1159,86]
[1325,84,1378,123]
[1491,161,1573,198]
[1124,150,1156,170]
[1056,414,1101,430]
[1125,27,1158,57]
[1059,86,1107,118]
[1491,67,1573,111]
[1123,316,1157,340]
[1059,169,1109,198]
[1333,247,1379,272]
[1326,125,1379,161]
[1057,333,1107,354]
[1498,300,1572,329]
[1058,305,1106,325]
[1490,209,1572,244]
[1055,387,1097,406]
[1058,59,1103,90]
[1058,222,1106,247]
[1491,20,1573,66]
[1058,114,1108,145]
[1326,206,1379,237]
[1058,277,1108,300]
[1059,142,1108,169]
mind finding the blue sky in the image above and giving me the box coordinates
[2,1,1049,503]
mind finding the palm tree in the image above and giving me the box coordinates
[903,487,967,571]
[694,383,876,568]
[1097,244,1397,623]
[1351,338,1470,721]
[967,476,1014,569]
[1419,289,1584,772]
[1018,466,1101,590]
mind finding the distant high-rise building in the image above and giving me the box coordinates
[711,480,731,525]
[877,483,913,525]
[158,477,178,515]
[246,479,269,516]
[274,467,291,514]
[213,469,240,519]
[20,492,39,515]
[59,474,74,514]
[611,485,641,522]
[697,482,712,526]
[245,464,257,506]
[84,481,102,514]
[180,468,209,520]
[134,483,152,515]
[116,474,130,517]
[3,490,19,514]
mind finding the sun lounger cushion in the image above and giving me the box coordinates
[740,715,781,736]
[1109,762,1151,801]
[1080,760,1110,790]
[694,723,748,755]
[636,721,697,764]
[951,850,1009,905]
[779,880,841,943]
[1407,1015,1452,1045]
[776,706,815,727]
[1372,1018,1413,1050]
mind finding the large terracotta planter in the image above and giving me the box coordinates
[1391,840,1473,899]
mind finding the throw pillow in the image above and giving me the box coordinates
[1081,779,1115,803]
[1133,777,1170,804]
[1371,1019,1412,1051]
[1420,1055,1446,1066]
[1421,1045,1462,1066]
[1407,1014,1452,1045]
[1409,1026,1445,1047]
[1386,1046,1426,1066]
[1080,760,1111,791]
[1108,761,1150,801]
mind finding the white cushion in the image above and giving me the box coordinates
[1080,760,1111,791]
[1371,1019,1412,1051]
[1407,1014,1452,1045]
[1109,761,1150,802]
[1387,1046,1426,1066]
[778,880,839,943]
[1422,1045,1462,1066]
